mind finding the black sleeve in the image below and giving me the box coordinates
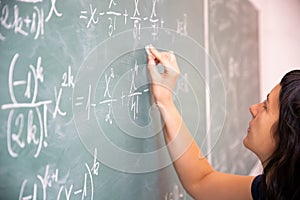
[251,175,263,200]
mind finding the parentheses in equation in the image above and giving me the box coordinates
[8,54,20,104]
[85,163,94,200]
[19,179,38,200]
[28,57,43,104]
[57,184,73,200]
[6,106,48,158]
[8,53,42,104]
[32,6,45,40]
[28,66,37,103]
[7,109,23,158]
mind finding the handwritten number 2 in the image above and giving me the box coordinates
[11,113,25,148]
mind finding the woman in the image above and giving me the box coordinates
[146,45,300,200]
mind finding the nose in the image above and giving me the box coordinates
[249,103,259,118]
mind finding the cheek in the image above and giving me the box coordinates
[259,135,277,160]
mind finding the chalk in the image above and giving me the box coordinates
[145,44,154,57]
[145,45,161,66]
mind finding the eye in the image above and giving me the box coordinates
[263,100,268,110]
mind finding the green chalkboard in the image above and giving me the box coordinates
[0,0,259,199]
[208,0,260,174]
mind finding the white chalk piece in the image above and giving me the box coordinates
[145,45,151,56]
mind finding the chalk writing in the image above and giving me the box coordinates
[0,0,62,41]
[74,84,97,121]
[1,54,51,158]
[79,0,164,39]
[74,60,152,124]
[176,14,188,36]
[52,87,66,119]
[45,0,62,22]
[98,67,116,124]
[1,54,75,158]
[53,65,75,119]
[19,148,100,200]
[61,66,75,88]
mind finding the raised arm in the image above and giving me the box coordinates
[146,46,255,200]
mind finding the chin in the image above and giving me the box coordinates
[243,136,251,151]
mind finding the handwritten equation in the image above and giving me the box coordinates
[1,53,74,158]
[74,61,150,123]
[79,0,164,40]
[1,53,190,159]
[19,148,100,200]
[74,60,190,124]
[0,0,194,199]
[0,0,62,41]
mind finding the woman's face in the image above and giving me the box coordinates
[243,84,281,165]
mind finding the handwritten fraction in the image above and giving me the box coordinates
[0,0,192,199]
[79,0,164,39]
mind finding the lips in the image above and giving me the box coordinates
[247,123,251,133]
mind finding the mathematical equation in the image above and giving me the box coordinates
[1,52,190,159]
[1,1,194,199]
[19,148,100,200]
[0,0,189,41]
[0,0,62,41]
[79,0,164,40]
[74,61,150,123]
[74,60,190,124]
[1,53,74,158]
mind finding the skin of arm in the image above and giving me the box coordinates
[147,46,255,200]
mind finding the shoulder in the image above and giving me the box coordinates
[251,174,264,200]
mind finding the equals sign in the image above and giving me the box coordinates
[75,97,84,106]
[80,11,88,19]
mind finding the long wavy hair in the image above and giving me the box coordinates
[262,70,300,199]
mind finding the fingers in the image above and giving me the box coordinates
[147,53,156,65]
[147,55,159,78]
[148,45,174,67]
[148,45,167,66]
[146,45,180,76]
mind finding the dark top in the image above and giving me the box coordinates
[251,175,263,200]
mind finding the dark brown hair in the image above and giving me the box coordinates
[263,69,300,199]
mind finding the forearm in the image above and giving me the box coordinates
[157,101,215,194]
[147,46,254,200]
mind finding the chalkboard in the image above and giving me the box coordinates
[0,0,259,199]
[208,0,260,174]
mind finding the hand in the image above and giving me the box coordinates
[147,45,180,106]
